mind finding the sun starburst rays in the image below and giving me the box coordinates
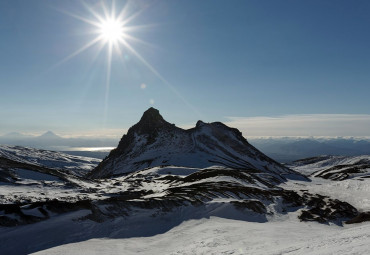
[52,1,201,127]
[53,1,133,70]
[55,1,138,124]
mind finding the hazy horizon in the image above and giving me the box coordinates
[1,111,370,138]
[2,121,370,140]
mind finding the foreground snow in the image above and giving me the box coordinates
[1,143,369,254]
[33,215,370,255]
[26,170,370,255]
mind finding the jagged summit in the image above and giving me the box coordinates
[138,107,164,126]
[196,120,205,127]
[89,108,304,180]
[131,107,175,135]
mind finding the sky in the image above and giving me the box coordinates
[0,0,369,138]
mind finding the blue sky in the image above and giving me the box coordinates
[0,0,369,137]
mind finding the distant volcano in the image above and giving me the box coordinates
[38,131,62,139]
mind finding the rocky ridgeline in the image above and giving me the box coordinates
[89,108,301,180]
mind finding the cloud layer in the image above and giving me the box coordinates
[224,114,370,137]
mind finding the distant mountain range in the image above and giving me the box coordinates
[1,130,369,163]
[0,131,118,152]
[249,137,370,163]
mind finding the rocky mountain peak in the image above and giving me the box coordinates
[196,120,206,127]
[89,108,305,180]
[139,107,163,124]
[131,107,173,135]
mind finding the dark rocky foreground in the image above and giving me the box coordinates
[0,167,360,227]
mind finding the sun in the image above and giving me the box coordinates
[99,18,125,43]
[56,1,199,121]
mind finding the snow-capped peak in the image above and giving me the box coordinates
[88,108,305,181]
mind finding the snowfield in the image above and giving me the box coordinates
[287,155,370,211]
[32,216,370,255]
[1,161,369,254]
[289,155,370,180]
[281,177,370,212]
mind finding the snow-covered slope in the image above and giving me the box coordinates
[1,167,368,254]
[2,162,356,226]
[0,145,101,176]
[0,171,365,255]
[0,164,365,255]
[31,217,370,255]
[0,145,109,206]
[289,155,370,180]
[89,108,302,181]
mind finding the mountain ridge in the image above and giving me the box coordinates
[89,108,303,180]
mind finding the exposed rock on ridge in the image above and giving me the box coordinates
[89,108,304,180]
